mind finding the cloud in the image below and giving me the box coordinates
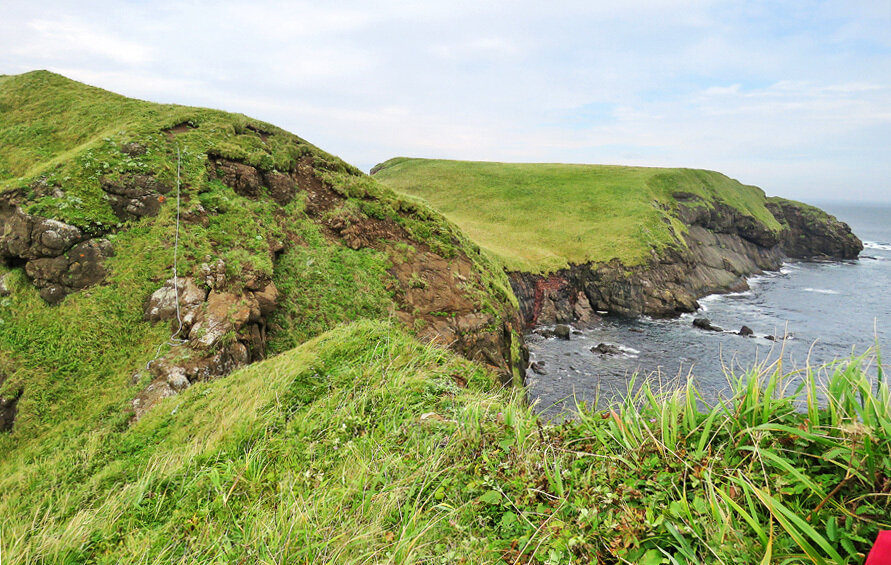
[0,0,889,201]
[13,19,152,65]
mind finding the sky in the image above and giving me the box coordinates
[1,0,890,202]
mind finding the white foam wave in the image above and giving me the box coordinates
[864,241,891,251]
[803,287,840,295]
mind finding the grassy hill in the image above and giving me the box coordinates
[0,73,887,564]
[372,157,782,273]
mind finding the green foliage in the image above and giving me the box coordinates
[2,320,888,563]
[373,157,782,273]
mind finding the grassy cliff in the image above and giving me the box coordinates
[0,73,886,564]
[0,71,524,455]
[372,157,782,273]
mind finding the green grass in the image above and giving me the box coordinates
[373,157,782,273]
[0,71,523,439]
[1,320,887,563]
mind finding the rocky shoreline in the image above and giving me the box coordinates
[509,195,862,327]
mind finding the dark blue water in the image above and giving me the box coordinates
[527,202,891,418]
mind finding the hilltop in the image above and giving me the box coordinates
[373,157,861,323]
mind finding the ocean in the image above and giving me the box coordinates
[526,202,891,418]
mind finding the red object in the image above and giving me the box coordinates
[866,531,891,565]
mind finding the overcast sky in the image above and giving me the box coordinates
[2,1,889,202]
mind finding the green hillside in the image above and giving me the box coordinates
[372,157,782,273]
[0,72,887,564]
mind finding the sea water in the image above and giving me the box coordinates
[526,202,891,418]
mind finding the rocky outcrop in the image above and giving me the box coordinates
[133,272,281,419]
[131,155,525,418]
[766,197,863,259]
[510,195,861,326]
[100,173,171,221]
[1,195,114,303]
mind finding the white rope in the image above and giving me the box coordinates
[145,145,186,372]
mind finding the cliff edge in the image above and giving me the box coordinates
[373,158,862,326]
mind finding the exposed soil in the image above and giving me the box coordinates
[162,122,196,140]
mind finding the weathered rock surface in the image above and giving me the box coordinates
[0,368,21,432]
[134,275,281,418]
[100,174,171,221]
[767,198,863,259]
[1,198,115,304]
[207,156,296,205]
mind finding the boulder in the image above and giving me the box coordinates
[591,343,623,356]
[693,317,723,332]
[554,324,571,340]
[530,361,547,375]
[144,277,208,325]
[739,325,754,337]
[0,274,11,297]
[189,291,251,349]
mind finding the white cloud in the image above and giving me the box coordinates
[0,0,889,201]
[14,19,153,65]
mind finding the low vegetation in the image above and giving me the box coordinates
[1,320,888,563]
[372,157,782,273]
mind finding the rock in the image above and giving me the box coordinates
[189,291,251,349]
[530,361,547,375]
[253,282,279,316]
[23,238,114,303]
[208,158,264,199]
[591,343,622,355]
[554,324,571,340]
[1,209,83,260]
[165,368,191,392]
[144,277,208,325]
[100,174,170,221]
[263,171,297,205]
[766,198,863,260]
[693,317,723,332]
[739,325,754,337]
[120,142,147,156]
[0,274,10,297]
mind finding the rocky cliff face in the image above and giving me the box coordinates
[511,196,862,327]
[766,197,863,260]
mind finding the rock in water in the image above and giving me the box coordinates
[739,325,754,337]
[693,317,723,332]
[554,324,571,340]
[530,361,548,375]
[591,343,622,356]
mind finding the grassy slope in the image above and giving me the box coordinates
[372,157,781,273]
[1,321,888,563]
[0,72,519,445]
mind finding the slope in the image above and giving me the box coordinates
[0,71,525,445]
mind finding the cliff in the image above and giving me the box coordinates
[373,158,862,326]
[0,71,525,434]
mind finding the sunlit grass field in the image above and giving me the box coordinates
[373,157,782,273]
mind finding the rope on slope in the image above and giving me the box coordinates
[145,145,187,372]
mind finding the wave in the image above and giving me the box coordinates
[864,241,891,251]
[802,287,840,295]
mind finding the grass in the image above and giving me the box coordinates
[0,70,524,440]
[1,320,888,563]
[372,157,782,273]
